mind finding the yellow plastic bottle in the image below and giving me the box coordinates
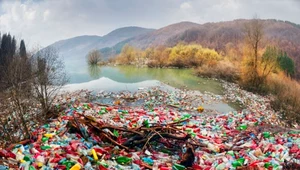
[91,149,98,161]
[44,133,54,138]
[70,163,81,170]
[197,106,204,113]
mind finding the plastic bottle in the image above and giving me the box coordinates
[263,132,271,138]
[84,162,94,170]
[215,162,226,170]
[142,157,154,166]
[207,143,220,153]
[238,124,247,130]
[91,149,98,161]
[44,133,54,138]
[29,165,36,170]
[41,137,49,143]
[70,163,81,170]
[116,156,132,164]
[143,119,150,128]
[0,165,8,170]
[197,106,204,113]
[40,145,51,150]
[23,155,31,162]
[16,151,25,161]
[172,163,185,170]
[232,161,242,167]
[62,160,76,169]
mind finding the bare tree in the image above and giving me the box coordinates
[244,17,264,70]
[31,47,68,117]
[242,17,265,90]
[87,49,102,65]
[0,54,33,142]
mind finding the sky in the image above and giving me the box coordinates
[0,0,299,48]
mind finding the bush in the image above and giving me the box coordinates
[266,73,300,126]
[195,60,239,82]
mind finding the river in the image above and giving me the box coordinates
[63,63,236,113]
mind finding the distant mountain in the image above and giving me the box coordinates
[100,22,200,57]
[128,21,200,49]
[126,19,300,51]
[46,26,155,60]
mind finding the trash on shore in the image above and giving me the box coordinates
[0,84,299,169]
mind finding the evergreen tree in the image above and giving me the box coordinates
[19,40,27,58]
[0,33,16,65]
[11,36,16,57]
[278,52,295,76]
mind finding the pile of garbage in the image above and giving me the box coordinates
[0,86,300,170]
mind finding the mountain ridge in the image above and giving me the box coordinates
[46,26,155,60]
[46,19,300,75]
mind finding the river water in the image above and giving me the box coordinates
[64,63,235,113]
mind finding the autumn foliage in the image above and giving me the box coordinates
[113,18,300,126]
[115,43,221,68]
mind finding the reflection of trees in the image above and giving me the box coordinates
[86,65,223,94]
[88,64,101,79]
[116,66,192,86]
[116,66,223,94]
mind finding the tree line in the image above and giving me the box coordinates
[0,32,68,145]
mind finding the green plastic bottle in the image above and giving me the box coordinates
[99,110,106,115]
[238,124,247,130]
[83,103,89,109]
[143,120,150,128]
[172,163,186,170]
[99,161,109,168]
[29,165,36,170]
[232,158,245,167]
[227,151,235,157]
[62,160,75,169]
[24,155,31,162]
[264,162,272,168]
[232,161,242,167]
[263,132,271,138]
[237,158,245,165]
[41,137,49,143]
[116,156,132,164]
[40,145,51,150]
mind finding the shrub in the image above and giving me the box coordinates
[195,60,239,82]
[267,73,300,126]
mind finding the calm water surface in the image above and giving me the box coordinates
[64,61,235,112]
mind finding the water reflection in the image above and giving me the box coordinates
[67,64,223,94]
[88,64,101,79]
[64,64,236,112]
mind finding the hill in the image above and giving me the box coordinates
[121,19,300,75]
[47,19,300,75]
[46,26,155,60]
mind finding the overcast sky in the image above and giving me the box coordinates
[0,0,299,48]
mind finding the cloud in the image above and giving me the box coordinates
[180,2,192,10]
[0,0,299,49]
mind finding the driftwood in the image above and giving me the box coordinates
[67,113,198,168]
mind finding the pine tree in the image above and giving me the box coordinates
[19,40,27,58]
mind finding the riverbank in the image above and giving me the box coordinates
[1,81,299,169]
